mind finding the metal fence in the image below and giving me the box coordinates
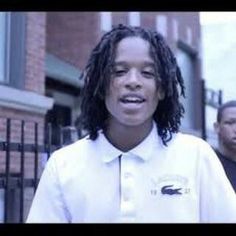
[200,79,223,141]
[0,118,79,223]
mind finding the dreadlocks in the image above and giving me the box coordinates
[77,24,185,145]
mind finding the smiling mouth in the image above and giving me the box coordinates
[120,98,145,104]
[120,96,146,104]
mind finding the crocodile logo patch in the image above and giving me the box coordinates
[161,185,182,195]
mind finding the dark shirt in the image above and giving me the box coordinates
[214,149,236,193]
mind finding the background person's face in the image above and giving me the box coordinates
[105,36,164,128]
[215,107,236,150]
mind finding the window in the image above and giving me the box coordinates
[156,15,167,38]
[128,12,140,26]
[8,12,26,88]
[100,12,112,32]
[0,12,26,88]
[0,12,10,83]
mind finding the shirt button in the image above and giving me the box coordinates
[124,172,132,179]
[123,195,130,201]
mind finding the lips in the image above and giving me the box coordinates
[119,94,146,104]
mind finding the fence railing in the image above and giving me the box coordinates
[201,79,223,140]
[0,118,79,223]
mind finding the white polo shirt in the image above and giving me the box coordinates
[27,123,236,223]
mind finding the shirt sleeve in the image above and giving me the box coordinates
[199,142,236,223]
[26,153,71,223]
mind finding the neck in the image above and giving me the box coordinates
[104,120,154,152]
[218,142,236,162]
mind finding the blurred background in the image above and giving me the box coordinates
[201,12,236,146]
[0,11,235,222]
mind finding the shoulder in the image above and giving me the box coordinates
[170,133,217,161]
[47,135,96,169]
[171,132,213,150]
[55,135,92,155]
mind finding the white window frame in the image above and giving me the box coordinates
[128,12,140,26]
[156,15,167,38]
[100,12,112,32]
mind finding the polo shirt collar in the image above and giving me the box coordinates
[98,122,162,163]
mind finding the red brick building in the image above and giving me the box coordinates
[0,12,202,221]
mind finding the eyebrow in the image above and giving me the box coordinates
[113,61,155,67]
[223,117,236,121]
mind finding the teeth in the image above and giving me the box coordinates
[125,100,140,103]
[126,98,140,102]
[121,96,144,103]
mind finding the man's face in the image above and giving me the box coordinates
[214,107,236,151]
[105,36,164,128]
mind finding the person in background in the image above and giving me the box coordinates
[214,100,236,192]
[26,24,236,223]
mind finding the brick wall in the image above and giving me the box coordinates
[25,12,46,95]
[141,12,156,29]
[113,12,128,26]
[0,12,46,169]
[46,12,100,71]
[0,12,47,174]
[0,12,48,222]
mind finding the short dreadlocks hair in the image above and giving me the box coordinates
[77,24,185,145]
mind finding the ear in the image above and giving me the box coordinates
[157,86,165,101]
[214,122,220,134]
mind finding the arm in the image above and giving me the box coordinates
[26,153,71,223]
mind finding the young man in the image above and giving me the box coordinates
[27,25,236,223]
[214,100,236,192]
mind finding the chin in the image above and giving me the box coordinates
[120,118,150,127]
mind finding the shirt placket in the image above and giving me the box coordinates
[119,153,136,222]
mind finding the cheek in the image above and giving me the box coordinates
[220,127,231,137]
[105,90,118,113]
[107,81,120,98]
[106,82,117,98]
[150,90,160,106]
[105,94,114,109]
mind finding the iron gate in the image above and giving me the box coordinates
[0,118,79,223]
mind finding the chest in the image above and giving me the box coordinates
[61,151,200,222]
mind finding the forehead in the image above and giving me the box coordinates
[221,106,236,119]
[115,36,152,62]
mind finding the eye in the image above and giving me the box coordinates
[225,120,236,125]
[142,71,155,78]
[113,69,127,77]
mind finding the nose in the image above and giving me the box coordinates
[125,70,142,90]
